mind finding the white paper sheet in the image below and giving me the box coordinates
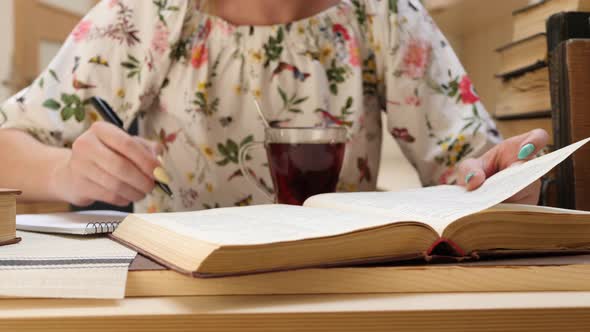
[305,137,590,233]
[132,204,396,245]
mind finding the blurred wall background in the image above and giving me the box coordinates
[0,0,14,101]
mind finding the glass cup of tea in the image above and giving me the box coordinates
[238,127,347,205]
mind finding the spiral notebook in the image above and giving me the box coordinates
[16,210,128,235]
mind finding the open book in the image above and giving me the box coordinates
[112,138,590,277]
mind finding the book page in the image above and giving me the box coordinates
[304,137,590,234]
[487,203,590,214]
[132,204,424,246]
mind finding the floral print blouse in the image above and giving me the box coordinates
[0,0,500,212]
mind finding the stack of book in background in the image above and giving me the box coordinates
[494,0,590,206]
[495,0,590,136]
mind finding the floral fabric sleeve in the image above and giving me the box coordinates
[381,0,501,186]
[0,0,188,147]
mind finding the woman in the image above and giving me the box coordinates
[0,0,547,212]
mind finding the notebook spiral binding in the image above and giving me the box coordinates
[84,221,121,234]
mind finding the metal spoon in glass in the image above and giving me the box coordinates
[251,96,270,129]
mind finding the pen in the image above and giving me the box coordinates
[89,96,174,197]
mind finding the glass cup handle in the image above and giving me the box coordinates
[238,142,275,202]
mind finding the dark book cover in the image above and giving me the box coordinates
[547,32,590,210]
[548,42,575,208]
[547,12,590,210]
[546,12,590,53]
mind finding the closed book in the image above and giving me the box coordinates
[495,117,553,144]
[0,189,21,246]
[496,33,547,78]
[0,230,136,299]
[495,66,551,119]
[513,0,590,42]
[546,12,590,53]
[124,254,590,297]
[548,39,590,210]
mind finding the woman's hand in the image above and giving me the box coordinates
[50,122,161,207]
[457,129,550,205]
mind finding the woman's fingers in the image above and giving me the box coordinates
[90,137,156,194]
[68,123,157,206]
[84,123,156,194]
[495,128,551,167]
[457,128,550,193]
[456,158,486,191]
[91,122,160,179]
[517,128,550,161]
[84,161,145,202]
[79,177,131,207]
[135,137,164,157]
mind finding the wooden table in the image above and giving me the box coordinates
[1,292,590,331]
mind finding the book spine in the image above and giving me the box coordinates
[546,11,590,53]
[546,12,566,54]
[512,0,549,16]
[548,42,576,209]
[495,61,547,81]
[547,44,563,149]
[545,10,565,131]
[426,238,465,257]
[545,11,590,208]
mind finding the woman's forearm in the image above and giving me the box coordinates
[0,129,70,202]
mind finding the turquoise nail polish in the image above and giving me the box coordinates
[518,143,536,160]
[465,172,475,184]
